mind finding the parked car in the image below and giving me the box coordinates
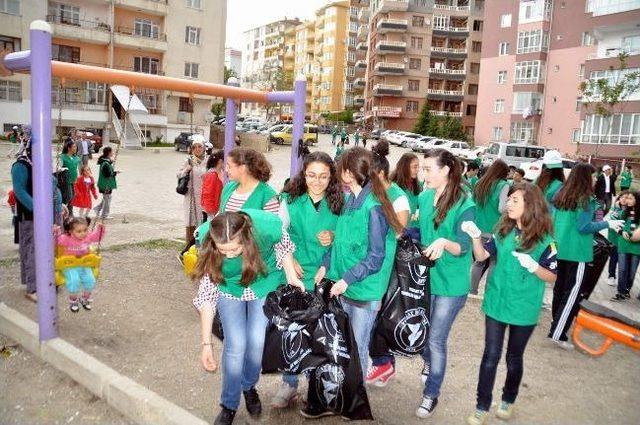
[174,132,196,152]
[381,130,401,143]
[262,124,287,135]
[397,132,423,148]
[269,124,319,145]
[76,129,103,153]
[387,131,412,146]
[521,157,576,181]
[430,139,472,158]
[368,128,383,140]
[483,141,548,168]
[459,145,487,161]
[412,136,437,153]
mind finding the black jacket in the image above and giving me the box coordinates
[595,173,616,199]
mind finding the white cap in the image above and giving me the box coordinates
[190,134,206,145]
[12,126,18,130]
[542,150,562,169]
[602,164,611,171]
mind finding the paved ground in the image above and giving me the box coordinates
[1,136,639,424]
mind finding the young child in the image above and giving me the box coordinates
[71,165,98,217]
[56,217,105,312]
[335,140,345,161]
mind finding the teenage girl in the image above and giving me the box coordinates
[611,191,640,301]
[390,152,424,231]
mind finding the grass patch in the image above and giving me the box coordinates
[105,238,182,252]
[0,257,19,267]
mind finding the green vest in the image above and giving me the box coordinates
[328,191,397,301]
[283,193,339,291]
[543,179,562,205]
[483,230,554,326]
[97,159,117,192]
[61,154,80,183]
[618,217,640,255]
[475,180,507,233]
[620,171,632,188]
[419,189,475,296]
[401,181,423,228]
[553,198,598,262]
[216,209,284,298]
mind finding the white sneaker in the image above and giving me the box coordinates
[270,382,297,408]
[607,277,616,286]
[553,340,575,351]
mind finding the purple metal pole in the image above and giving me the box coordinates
[290,74,307,176]
[266,91,295,104]
[3,50,31,71]
[30,21,56,341]
[223,77,239,181]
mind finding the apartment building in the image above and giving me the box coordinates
[224,47,242,78]
[359,0,484,136]
[294,20,316,117]
[0,0,226,143]
[476,0,640,158]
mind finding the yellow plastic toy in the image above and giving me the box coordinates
[54,252,102,286]
[183,245,198,277]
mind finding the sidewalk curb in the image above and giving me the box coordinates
[0,303,208,425]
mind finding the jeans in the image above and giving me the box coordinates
[95,192,112,219]
[341,298,381,380]
[618,253,640,295]
[421,294,467,398]
[217,296,268,410]
[18,220,36,293]
[63,266,96,293]
[609,248,619,279]
[476,316,535,411]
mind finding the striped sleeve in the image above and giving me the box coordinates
[263,196,280,214]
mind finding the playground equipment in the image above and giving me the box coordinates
[1,21,307,341]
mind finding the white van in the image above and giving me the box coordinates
[483,142,548,168]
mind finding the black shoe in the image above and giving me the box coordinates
[623,293,631,300]
[299,403,335,419]
[213,405,236,425]
[420,362,430,385]
[611,293,628,302]
[415,396,438,418]
[80,298,92,311]
[243,387,262,417]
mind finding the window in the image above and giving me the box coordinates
[412,16,424,27]
[500,14,512,28]
[512,92,543,114]
[510,121,536,143]
[586,0,640,16]
[517,29,549,54]
[514,61,545,84]
[347,66,355,77]
[622,35,640,54]
[0,35,20,52]
[409,58,422,70]
[579,64,585,79]
[406,100,419,112]
[348,36,356,47]
[470,62,480,74]
[179,96,193,112]
[472,41,482,52]
[468,84,478,95]
[408,79,420,91]
[0,0,20,15]
[492,127,503,140]
[473,20,483,31]
[497,70,507,84]
[326,22,336,31]
[581,113,640,145]
[184,62,199,78]
[325,36,335,45]
[588,68,640,98]
[519,0,552,23]
[186,0,202,9]
[576,97,582,112]
[433,15,449,29]
[581,32,594,46]
[86,82,106,104]
[134,19,160,39]
[134,56,159,74]
[324,51,333,60]
[52,44,79,63]
[494,99,505,113]
[49,3,79,25]
[0,79,21,101]
[411,37,423,49]
[185,26,201,45]
[499,42,509,56]
[466,105,476,116]
[572,128,581,143]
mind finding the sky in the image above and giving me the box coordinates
[225,0,330,51]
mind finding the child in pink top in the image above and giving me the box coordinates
[56,217,105,313]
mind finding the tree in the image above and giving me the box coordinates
[224,66,237,84]
[211,102,225,118]
[263,67,294,120]
[441,116,467,142]
[413,101,433,135]
[579,53,640,156]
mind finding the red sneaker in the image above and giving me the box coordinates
[375,366,396,387]
[365,362,395,385]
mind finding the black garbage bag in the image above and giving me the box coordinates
[581,233,613,300]
[370,234,434,357]
[305,279,373,421]
[262,285,325,374]
[55,168,72,205]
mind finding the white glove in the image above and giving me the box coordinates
[512,251,539,274]
[461,221,482,239]
[605,219,624,233]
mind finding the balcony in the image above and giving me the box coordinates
[378,0,410,12]
[358,8,369,22]
[114,26,167,52]
[432,110,463,117]
[354,77,366,87]
[357,24,368,40]
[354,96,365,105]
[427,88,464,99]
[430,46,468,58]
[432,25,469,36]
[374,62,406,75]
[372,106,403,117]
[428,67,466,80]
[114,0,168,16]
[46,15,110,45]
[357,41,368,51]
[434,4,471,12]
[377,18,408,33]
[375,40,407,53]
[373,84,403,96]
[355,60,368,69]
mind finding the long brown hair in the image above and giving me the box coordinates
[495,182,553,251]
[338,147,404,234]
[192,212,266,284]
[474,159,509,207]
[228,147,272,182]
[553,162,596,210]
[424,149,466,226]
[391,152,420,195]
[536,167,565,193]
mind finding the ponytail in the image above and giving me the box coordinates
[424,149,465,226]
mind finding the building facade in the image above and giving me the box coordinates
[0,0,226,143]
[224,47,242,78]
[475,0,640,158]
[358,0,484,136]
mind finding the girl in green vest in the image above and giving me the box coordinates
[270,151,344,409]
[619,165,633,191]
[366,141,411,387]
[470,160,510,295]
[462,183,557,425]
[548,163,624,349]
[60,140,80,215]
[391,152,424,232]
[310,147,403,419]
[192,210,303,425]
[535,150,565,206]
[606,191,629,287]
[95,147,119,220]
[416,149,475,419]
[611,191,640,301]
[464,161,480,192]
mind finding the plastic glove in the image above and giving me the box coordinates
[512,251,539,274]
[605,219,624,233]
[461,221,482,239]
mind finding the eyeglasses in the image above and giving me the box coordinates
[305,173,330,182]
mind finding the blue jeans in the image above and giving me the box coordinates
[63,266,96,293]
[341,298,381,380]
[618,253,640,295]
[217,296,268,410]
[608,248,619,279]
[421,294,467,398]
